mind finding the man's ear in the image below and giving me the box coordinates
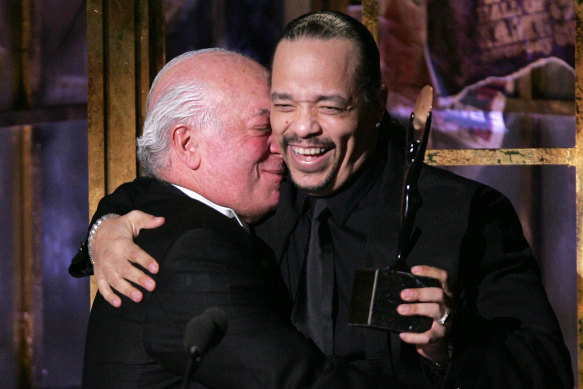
[172,125,201,170]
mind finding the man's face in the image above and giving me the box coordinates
[270,38,380,196]
[199,64,284,223]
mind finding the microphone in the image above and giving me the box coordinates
[182,307,228,389]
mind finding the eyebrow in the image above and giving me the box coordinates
[247,107,270,121]
[255,108,270,117]
[270,92,292,100]
[248,107,269,116]
[270,92,351,105]
[245,108,270,126]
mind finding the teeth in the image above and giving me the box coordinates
[291,146,328,156]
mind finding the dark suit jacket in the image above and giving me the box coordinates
[82,180,382,388]
[253,117,573,388]
[73,116,573,388]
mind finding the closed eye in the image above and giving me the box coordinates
[273,103,294,112]
[319,105,350,114]
[251,126,272,136]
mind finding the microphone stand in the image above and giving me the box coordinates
[181,307,228,388]
[182,346,203,389]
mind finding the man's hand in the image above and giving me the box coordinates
[397,265,454,364]
[92,210,165,307]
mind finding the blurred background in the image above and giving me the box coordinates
[0,0,576,387]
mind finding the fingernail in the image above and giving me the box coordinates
[145,280,155,290]
[150,263,159,273]
[398,305,409,314]
[131,291,142,301]
[401,289,412,299]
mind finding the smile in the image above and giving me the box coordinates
[286,143,333,173]
[291,146,331,156]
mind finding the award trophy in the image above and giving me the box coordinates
[348,86,440,333]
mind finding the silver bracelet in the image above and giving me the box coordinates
[88,213,119,265]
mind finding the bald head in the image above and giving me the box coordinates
[146,49,268,112]
[137,49,269,177]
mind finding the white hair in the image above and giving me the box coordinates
[137,48,227,177]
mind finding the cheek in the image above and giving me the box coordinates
[270,113,288,134]
[339,133,362,162]
[321,117,357,143]
[261,181,281,208]
[242,138,271,169]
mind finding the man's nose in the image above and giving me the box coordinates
[291,107,321,138]
[269,133,282,155]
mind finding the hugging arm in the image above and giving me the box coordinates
[68,178,165,307]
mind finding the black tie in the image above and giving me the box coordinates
[298,199,334,355]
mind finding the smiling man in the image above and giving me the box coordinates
[72,11,573,388]
[270,36,382,196]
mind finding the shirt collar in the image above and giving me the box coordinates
[172,184,250,232]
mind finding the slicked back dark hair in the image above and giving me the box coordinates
[274,10,381,103]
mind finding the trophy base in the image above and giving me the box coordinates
[348,268,440,333]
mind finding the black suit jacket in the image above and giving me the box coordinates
[73,116,573,388]
[253,117,573,388]
[82,180,383,388]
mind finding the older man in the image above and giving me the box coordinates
[81,48,381,388]
[73,11,573,388]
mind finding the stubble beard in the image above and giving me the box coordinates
[288,165,337,196]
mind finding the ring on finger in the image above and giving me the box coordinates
[436,307,451,325]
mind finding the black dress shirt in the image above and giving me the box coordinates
[281,131,388,365]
